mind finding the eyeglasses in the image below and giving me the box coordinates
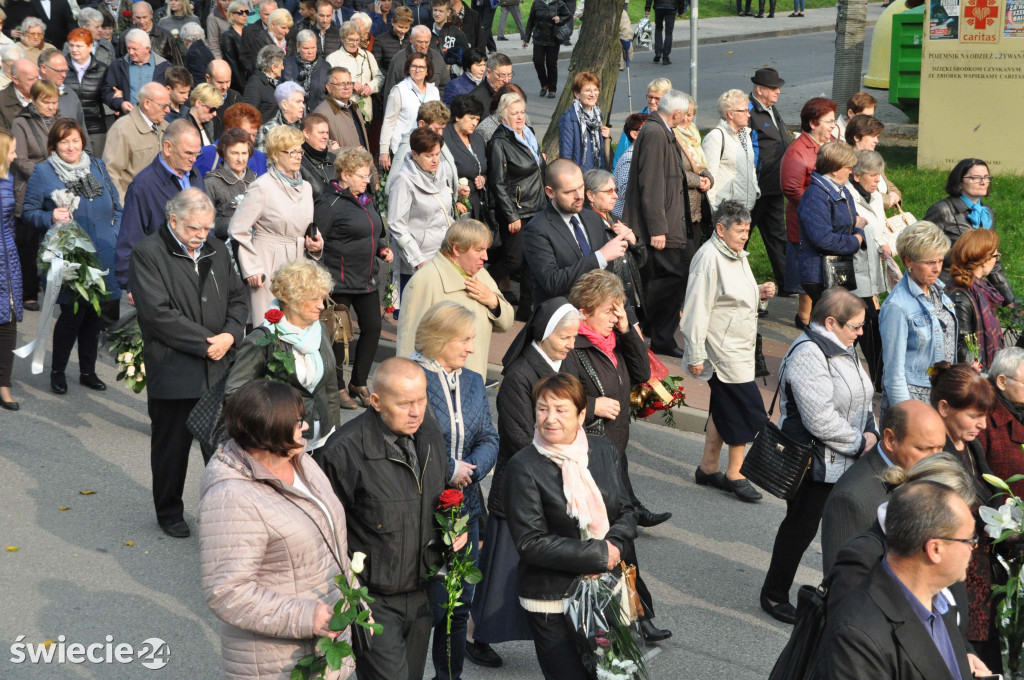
[934,534,979,548]
[492,70,514,81]
[42,64,69,76]
[203,103,219,113]
[964,175,993,183]
[843,321,865,331]
[990,252,1002,262]
[732,108,750,114]
[409,65,427,71]
[1006,375,1024,387]
[178,149,200,159]
[330,81,353,87]
[231,9,248,14]
[350,171,372,181]
[285,149,305,159]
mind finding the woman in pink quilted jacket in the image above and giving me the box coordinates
[198,380,356,680]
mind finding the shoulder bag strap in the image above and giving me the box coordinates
[574,348,606,397]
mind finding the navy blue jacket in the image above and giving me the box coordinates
[421,365,498,522]
[103,56,170,113]
[23,158,123,302]
[442,73,477,107]
[558,105,606,172]
[797,172,865,286]
[0,175,20,324]
[115,154,206,287]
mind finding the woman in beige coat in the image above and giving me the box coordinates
[199,380,355,680]
[229,125,322,325]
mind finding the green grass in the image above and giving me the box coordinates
[492,0,842,36]
[744,144,1024,294]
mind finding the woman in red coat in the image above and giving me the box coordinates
[977,347,1024,498]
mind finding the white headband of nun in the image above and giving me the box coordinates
[542,304,579,341]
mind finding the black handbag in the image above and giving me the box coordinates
[767,584,829,680]
[740,342,816,501]
[186,369,231,453]
[820,254,857,290]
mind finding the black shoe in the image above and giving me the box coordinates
[694,467,727,489]
[760,593,797,624]
[767,12,775,16]
[1,400,19,411]
[651,345,685,359]
[50,370,68,394]
[160,520,191,538]
[662,56,671,65]
[22,300,39,311]
[724,477,763,502]
[539,87,547,97]
[754,12,765,16]
[636,506,672,527]
[465,641,503,667]
[757,308,768,318]
[497,35,508,40]
[79,373,107,391]
[639,619,673,642]
[653,53,661,63]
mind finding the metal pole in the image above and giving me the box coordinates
[690,0,698,100]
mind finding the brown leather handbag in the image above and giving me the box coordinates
[320,296,355,364]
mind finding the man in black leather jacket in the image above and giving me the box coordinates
[315,358,466,680]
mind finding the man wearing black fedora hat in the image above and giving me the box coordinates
[748,67,793,295]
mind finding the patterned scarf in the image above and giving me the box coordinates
[966,277,1004,366]
[578,320,617,368]
[47,151,104,199]
[573,98,603,170]
[295,57,316,98]
[532,427,609,540]
[674,121,708,173]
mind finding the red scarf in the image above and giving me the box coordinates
[579,321,618,368]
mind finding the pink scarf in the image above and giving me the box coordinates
[578,321,618,368]
[532,427,609,539]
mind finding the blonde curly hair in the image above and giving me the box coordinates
[270,259,333,310]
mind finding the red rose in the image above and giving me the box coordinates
[384,305,396,314]
[122,9,131,17]
[438,489,464,510]
[264,309,284,324]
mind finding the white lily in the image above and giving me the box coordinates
[350,551,366,574]
[979,499,1023,539]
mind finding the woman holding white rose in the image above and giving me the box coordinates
[23,119,123,395]
[199,379,357,680]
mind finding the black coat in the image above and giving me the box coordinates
[314,182,388,295]
[239,21,272,79]
[748,92,790,196]
[283,56,331,112]
[242,71,280,124]
[66,56,109,135]
[314,409,449,595]
[310,24,343,61]
[564,326,651,455]
[487,123,546,228]
[505,436,637,601]
[469,79,497,117]
[524,0,570,46]
[220,27,246,92]
[523,204,610,308]
[811,562,973,680]
[442,123,488,220]
[299,144,335,201]
[370,26,407,73]
[452,2,481,49]
[103,57,171,114]
[819,448,890,572]
[185,40,215,86]
[128,227,249,400]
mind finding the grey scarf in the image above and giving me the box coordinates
[47,151,104,200]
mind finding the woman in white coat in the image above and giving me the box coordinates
[379,52,440,170]
[681,200,776,503]
[229,125,322,325]
[701,89,760,211]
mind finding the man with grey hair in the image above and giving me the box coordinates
[71,8,116,66]
[117,1,175,63]
[382,24,449,101]
[129,187,248,538]
[469,51,512,113]
[283,29,330,111]
[38,48,87,132]
[103,81,172,198]
[0,58,38,129]
[116,120,206,286]
[0,44,24,88]
[313,65,369,150]
[622,89,699,357]
[978,346,1024,497]
[104,27,170,115]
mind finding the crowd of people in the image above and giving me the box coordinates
[0,2,1022,679]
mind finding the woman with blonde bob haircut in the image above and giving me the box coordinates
[411,299,499,680]
[230,124,321,325]
[702,89,759,211]
[225,258,341,452]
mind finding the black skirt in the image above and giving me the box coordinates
[469,516,533,643]
[708,373,766,446]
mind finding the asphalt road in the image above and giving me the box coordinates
[0,28,877,680]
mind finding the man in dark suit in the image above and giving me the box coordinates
[0,59,38,130]
[812,480,992,679]
[4,0,76,48]
[524,158,628,311]
[747,67,792,293]
[621,89,696,358]
[819,400,946,573]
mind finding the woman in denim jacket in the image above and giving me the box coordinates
[879,221,957,411]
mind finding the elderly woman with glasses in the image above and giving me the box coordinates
[18,17,56,63]
[979,347,1024,499]
[880,221,956,410]
[702,88,759,212]
[254,81,305,152]
[379,52,439,171]
[230,125,321,325]
[925,158,1014,305]
[326,20,382,124]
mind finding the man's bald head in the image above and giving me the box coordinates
[206,59,233,96]
[881,400,947,470]
[544,158,585,214]
[545,157,583,192]
[371,358,428,435]
[11,59,39,97]
[410,25,431,52]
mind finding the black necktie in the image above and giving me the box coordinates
[571,215,591,257]
[397,435,418,471]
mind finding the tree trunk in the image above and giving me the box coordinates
[832,0,869,111]
[540,3,623,159]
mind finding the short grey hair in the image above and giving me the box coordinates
[496,92,524,120]
[410,25,430,41]
[713,199,751,230]
[163,118,201,147]
[896,220,950,262]
[853,149,885,175]
[259,0,278,12]
[166,187,215,223]
[1,45,24,65]
[21,17,46,33]
[77,7,103,27]
[717,88,748,118]
[123,28,151,48]
[180,22,205,42]
[989,347,1024,384]
[296,29,316,45]
[583,168,613,195]
[256,45,285,73]
[37,47,63,68]
[137,81,167,103]
[340,20,361,38]
[350,12,372,31]
[486,52,512,71]
[274,80,304,105]
[658,90,692,116]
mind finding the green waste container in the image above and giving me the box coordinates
[889,5,924,121]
